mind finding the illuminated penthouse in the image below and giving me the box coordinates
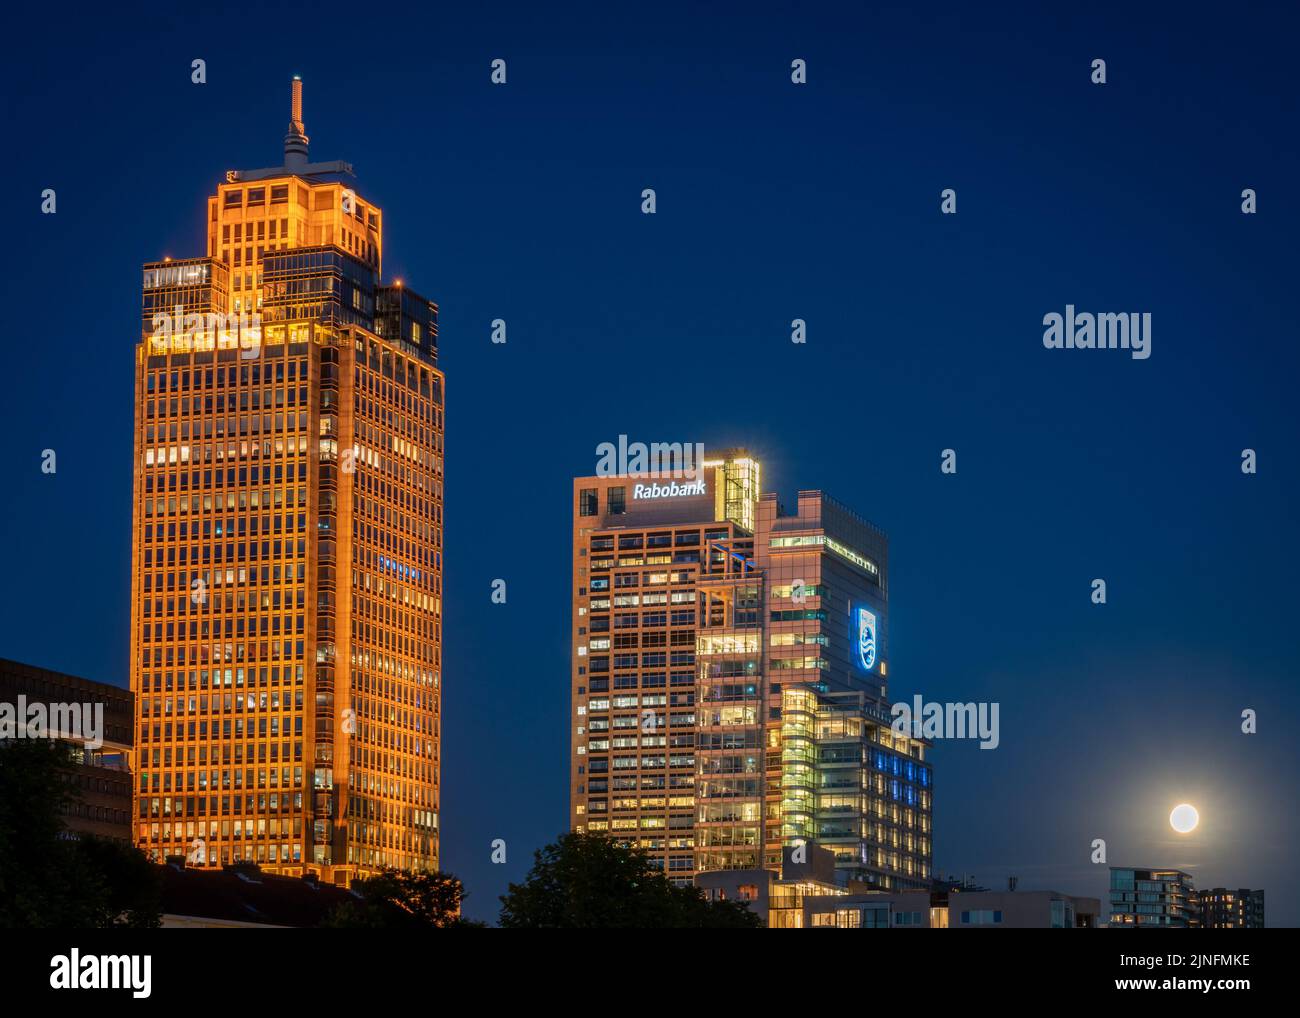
[131,79,444,886]
[570,453,931,889]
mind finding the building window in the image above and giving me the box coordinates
[607,487,626,515]
[579,488,598,516]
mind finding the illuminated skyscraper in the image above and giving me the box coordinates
[570,453,762,881]
[570,453,931,889]
[131,79,444,885]
[756,491,930,889]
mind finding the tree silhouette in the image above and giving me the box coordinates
[499,832,763,928]
[323,868,484,927]
[0,739,160,927]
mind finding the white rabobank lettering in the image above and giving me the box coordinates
[632,479,707,500]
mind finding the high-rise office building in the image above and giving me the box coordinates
[570,452,931,889]
[1198,887,1265,929]
[1109,867,1200,927]
[756,491,930,888]
[131,79,444,885]
[570,454,761,881]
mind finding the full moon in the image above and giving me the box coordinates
[1170,803,1199,834]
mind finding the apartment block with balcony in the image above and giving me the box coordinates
[1109,867,1200,927]
[1198,887,1264,929]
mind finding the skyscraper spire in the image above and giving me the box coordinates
[284,75,309,170]
[135,85,443,883]
[228,74,353,184]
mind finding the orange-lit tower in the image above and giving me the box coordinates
[131,79,444,885]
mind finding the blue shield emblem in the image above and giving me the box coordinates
[858,607,877,671]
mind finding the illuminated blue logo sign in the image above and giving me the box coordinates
[857,607,877,672]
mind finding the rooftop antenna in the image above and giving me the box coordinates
[227,76,354,183]
[284,75,309,171]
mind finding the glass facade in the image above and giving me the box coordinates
[571,460,932,890]
[131,80,443,886]
[1109,867,1200,927]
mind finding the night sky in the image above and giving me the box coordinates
[4,2,1297,924]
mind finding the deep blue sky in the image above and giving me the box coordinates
[3,2,1298,924]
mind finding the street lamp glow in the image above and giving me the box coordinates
[1170,803,1199,834]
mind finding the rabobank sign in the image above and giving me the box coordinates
[633,480,706,500]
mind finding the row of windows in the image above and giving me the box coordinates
[139,664,304,693]
[222,184,300,208]
[144,488,307,519]
[142,515,305,544]
[588,531,703,550]
[219,183,377,224]
[138,638,306,671]
[590,553,700,570]
[143,440,308,469]
[139,761,304,793]
[139,715,305,740]
[60,802,131,825]
[147,361,304,391]
[588,593,696,609]
[146,389,308,419]
[589,610,695,630]
[139,770,304,797]
[222,217,290,242]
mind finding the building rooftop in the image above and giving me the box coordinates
[227,77,354,183]
[159,863,356,928]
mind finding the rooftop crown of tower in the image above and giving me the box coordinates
[227,76,353,183]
